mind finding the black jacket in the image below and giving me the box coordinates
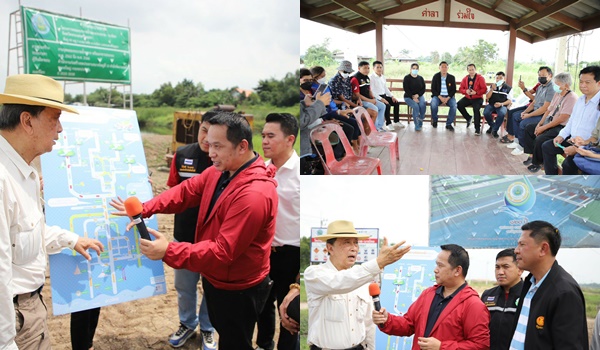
[481,280,523,350]
[431,72,457,98]
[510,261,588,350]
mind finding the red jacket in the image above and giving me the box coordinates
[379,284,490,350]
[459,74,487,100]
[142,156,278,290]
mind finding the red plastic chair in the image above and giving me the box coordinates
[353,107,399,174]
[310,123,382,175]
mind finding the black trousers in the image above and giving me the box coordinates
[203,276,273,350]
[523,124,563,165]
[379,95,400,124]
[257,246,300,350]
[457,97,483,130]
[70,307,101,350]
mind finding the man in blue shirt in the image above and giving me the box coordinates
[541,65,600,174]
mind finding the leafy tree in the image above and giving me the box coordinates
[431,51,440,65]
[303,38,336,67]
[174,79,204,107]
[300,236,311,273]
[441,52,453,65]
[255,71,297,107]
[152,82,176,107]
[453,39,498,71]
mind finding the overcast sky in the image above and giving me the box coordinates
[301,19,600,68]
[301,176,600,284]
[0,0,299,94]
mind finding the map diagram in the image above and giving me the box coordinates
[41,106,166,315]
[377,247,440,350]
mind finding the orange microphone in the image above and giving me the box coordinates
[124,197,151,240]
[369,283,381,311]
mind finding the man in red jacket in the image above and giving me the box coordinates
[112,112,278,350]
[457,64,488,135]
[373,244,490,350]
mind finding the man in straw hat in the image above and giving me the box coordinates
[304,220,411,350]
[0,74,104,350]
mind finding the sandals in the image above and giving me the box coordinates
[499,135,513,144]
[527,164,541,173]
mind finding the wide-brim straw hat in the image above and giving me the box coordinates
[0,74,79,114]
[315,220,370,241]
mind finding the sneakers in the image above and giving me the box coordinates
[383,124,395,131]
[201,330,217,350]
[491,130,499,138]
[466,116,472,128]
[507,140,520,149]
[445,125,455,131]
[169,324,196,348]
[474,129,481,136]
[393,121,406,128]
[432,120,438,128]
[486,128,492,134]
[523,156,533,166]
[511,147,524,155]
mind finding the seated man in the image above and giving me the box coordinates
[403,63,427,131]
[352,61,387,132]
[521,73,577,173]
[370,60,405,129]
[305,220,411,350]
[483,71,512,138]
[569,95,600,174]
[508,66,555,156]
[430,61,457,131]
[457,63,487,135]
[500,80,540,145]
[373,244,490,349]
[542,65,600,174]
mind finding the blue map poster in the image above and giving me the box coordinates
[40,106,167,315]
[430,175,600,248]
[377,246,440,350]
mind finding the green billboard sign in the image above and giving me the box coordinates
[21,6,131,83]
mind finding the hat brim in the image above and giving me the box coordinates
[316,233,371,241]
[0,93,79,114]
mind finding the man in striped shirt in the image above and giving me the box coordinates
[509,221,588,350]
[481,249,523,350]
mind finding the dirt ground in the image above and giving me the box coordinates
[44,133,280,349]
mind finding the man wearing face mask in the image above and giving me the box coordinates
[508,66,555,156]
[520,73,577,173]
[483,72,512,138]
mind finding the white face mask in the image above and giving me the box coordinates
[317,78,326,84]
[341,72,350,79]
[496,80,505,87]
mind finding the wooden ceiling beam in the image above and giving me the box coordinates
[308,4,343,18]
[332,0,377,23]
[512,0,582,31]
[455,0,511,23]
[378,0,438,17]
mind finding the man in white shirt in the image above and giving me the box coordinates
[0,74,104,350]
[256,113,301,350]
[304,220,411,350]
[370,60,405,130]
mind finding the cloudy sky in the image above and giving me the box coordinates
[0,0,299,94]
[301,176,600,284]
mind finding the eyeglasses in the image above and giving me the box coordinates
[343,71,352,74]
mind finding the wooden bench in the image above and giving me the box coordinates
[387,78,494,125]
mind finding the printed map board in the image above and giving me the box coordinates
[41,106,165,315]
[21,6,131,83]
[310,227,379,264]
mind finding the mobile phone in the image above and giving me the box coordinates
[519,75,522,81]
[314,83,328,96]
[555,142,565,150]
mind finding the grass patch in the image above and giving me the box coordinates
[583,287,600,318]
[300,308,309,350]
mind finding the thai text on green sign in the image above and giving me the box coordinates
[21,6,131,83]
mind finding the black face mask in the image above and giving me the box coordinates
[300,82,313,91]
[538,77,548,84]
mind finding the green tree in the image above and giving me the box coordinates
[303,38,336,67]
[453,39,498,71]
[431,51,440,65]
[255,71,297,107]
[441,52,453,65]
[300,236,311,273]
[174,79,204,107]
[152,82,176,107]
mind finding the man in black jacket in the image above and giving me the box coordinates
[483,71,512,138]
[430,61,457,131]
[481,249,523,350]
[509,221,588,349]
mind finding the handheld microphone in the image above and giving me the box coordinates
[369,283,381,311]
[123,197,151,240]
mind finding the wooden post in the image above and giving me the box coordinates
[506,22,517,88]
[376,16,383,62]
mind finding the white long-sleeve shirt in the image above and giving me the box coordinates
[0,135,79,349]
[369,73,394,100]
[304,258,380,349]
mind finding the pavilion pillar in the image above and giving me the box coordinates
[376,16,383,62]
[506,22,517,87]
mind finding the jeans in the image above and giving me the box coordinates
[362,100,386,130]
[404,95,426,127]
[430,96,456,125]
[457,97,483,130]
[174,240,214,332]
[483,104,507,132]
[517,116,542,148]
[505,105,527,136]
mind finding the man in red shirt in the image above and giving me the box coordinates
[457,64,488,135]
[373,244,490,350]
[112,112,278,350]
